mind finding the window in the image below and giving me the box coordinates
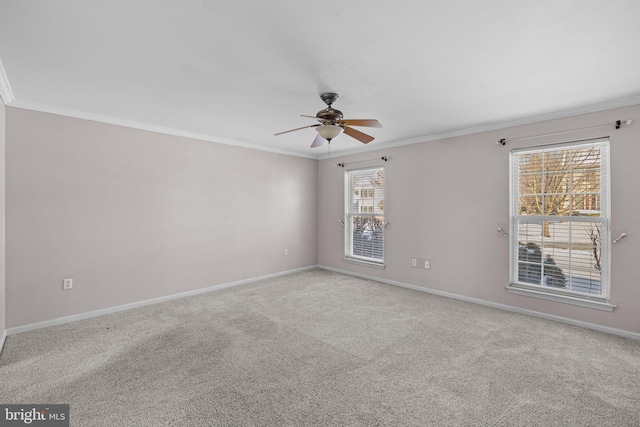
[344,167,385,268]
[508,138,614,310]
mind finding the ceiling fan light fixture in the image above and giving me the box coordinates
[317,124,343,141]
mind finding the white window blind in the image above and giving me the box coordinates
[345,167,384,265]
[510,138,611,301]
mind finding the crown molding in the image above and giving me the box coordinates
[318,95,640,160]
[0,58,15,104]
[8,99,318,159]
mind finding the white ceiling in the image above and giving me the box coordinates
[1,0,640,159]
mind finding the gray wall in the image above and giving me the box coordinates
[5,108,318,328]
[0,97,5,336]
[319,105,640,335]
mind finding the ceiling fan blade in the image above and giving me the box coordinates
[343,126,375,144]
[274,124,319,136]
[339,119,382,128]
[310,133,325,148]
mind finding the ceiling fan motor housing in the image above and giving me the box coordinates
[316,107,343,123]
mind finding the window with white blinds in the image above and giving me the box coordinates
[509,138,611,305]
[344,167,384,267]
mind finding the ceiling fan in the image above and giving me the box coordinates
[275,93,382,148]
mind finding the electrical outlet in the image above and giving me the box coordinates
[411,258,417,267]
[284,248,289,256]
[424,260,430,269]
[63,278,73,290]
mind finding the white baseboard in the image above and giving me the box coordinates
[0,330,6,356]
[6,265,318,336]
[319,265,640,341]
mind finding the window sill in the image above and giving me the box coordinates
[506,285,616,312]
[343,257,386,270]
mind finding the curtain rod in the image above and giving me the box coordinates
[496,119,634,146]
[335,156,389,167]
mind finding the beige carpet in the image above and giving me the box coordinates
[1,269,639,426]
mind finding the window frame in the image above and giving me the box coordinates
[507,137,616,311]
[344,166,385,269]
